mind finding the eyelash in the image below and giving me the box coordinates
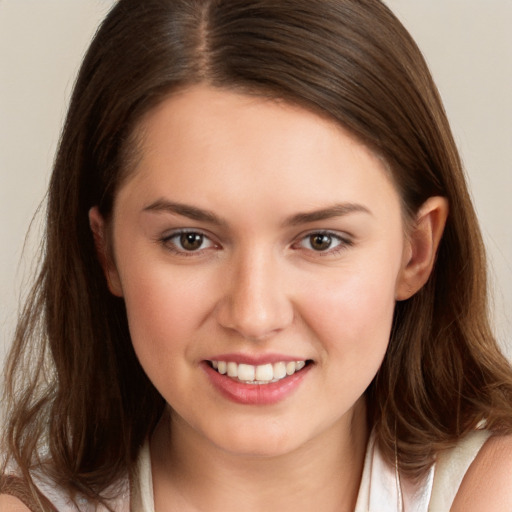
[292,230,353,256]
[159,229,218,257]
[158,229,353,257]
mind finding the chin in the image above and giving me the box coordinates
[207,421,303,459]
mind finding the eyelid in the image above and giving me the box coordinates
[292,229,353,255]
[158,228,220,255]
[156,227,353,257]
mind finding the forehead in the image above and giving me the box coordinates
[115,85,401,221]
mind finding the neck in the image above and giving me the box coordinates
[150,399,369,512]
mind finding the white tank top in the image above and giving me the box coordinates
[13,429,491,511]
[354,429,490,511]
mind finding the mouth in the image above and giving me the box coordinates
[207,359,313,385]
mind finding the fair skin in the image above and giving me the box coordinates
[3,85,510,511]
[0,496,32,512]
[93,85,443,511]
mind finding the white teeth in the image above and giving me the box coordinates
[286,361,296,375]
[210,360,308,383]
[255,363,273,382]
[273,362,287,379]
[237,363,255,381]
[227,362,238,378]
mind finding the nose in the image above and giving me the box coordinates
[215,249,294,341]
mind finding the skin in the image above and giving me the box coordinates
[0,496,32,512]
[106,85,409,464]
[90,85,446,511]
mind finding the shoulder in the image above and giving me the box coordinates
[451,433,512,511]
[0,473,56,511]
[0,494,33,511]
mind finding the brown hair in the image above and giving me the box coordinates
[3,0,512,505]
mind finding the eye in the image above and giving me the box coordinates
[178,232,206,251]
[161,230,217,254]
[296,231,351,254]
[306,233,337,251]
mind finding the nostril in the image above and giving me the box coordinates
[215,298,294,341]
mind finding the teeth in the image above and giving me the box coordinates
[273,362,287,379]
[210,360,307,383]
[238,364,255,381]
[286,361,296,375]
[227,362,238,378]
[255,363,273,382]
[217,361,227,375]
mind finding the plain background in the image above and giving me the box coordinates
[1,1,511,373]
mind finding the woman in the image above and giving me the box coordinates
[2,0,512,510]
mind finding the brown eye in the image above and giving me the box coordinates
[295,231,350,255]
[179,232,204,251]
[309,233,333,251]
[161,230,217,255]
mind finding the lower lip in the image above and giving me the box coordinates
[202,362,311,405]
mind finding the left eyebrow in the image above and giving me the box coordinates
[284,203,372,226]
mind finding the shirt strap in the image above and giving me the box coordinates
[428,429,491,511]
[130,440,154,512]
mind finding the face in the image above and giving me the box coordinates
[99,85,413,458]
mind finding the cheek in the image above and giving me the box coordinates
[298,273,396,419]
[118,266,219,407]
[298,255,400,369]
[118,262,213,365]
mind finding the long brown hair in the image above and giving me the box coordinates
[3,0,512,504]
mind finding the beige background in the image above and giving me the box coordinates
[1,1,511,371]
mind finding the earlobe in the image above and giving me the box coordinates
[88,207,123,297]
[395,196,449,301]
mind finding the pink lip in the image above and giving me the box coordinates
[202,360,312,405]
[206,353,306,365]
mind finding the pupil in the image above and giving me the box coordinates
[180,233,203,250]
[311,234,331,251]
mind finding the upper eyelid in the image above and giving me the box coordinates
[292,230,354,253]
[161,227,215,241]
[159,228,219,251]
[294,229,353,242]
[157,227,353,250]
[158,228,352,241]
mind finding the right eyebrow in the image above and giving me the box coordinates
[142,199,227,227]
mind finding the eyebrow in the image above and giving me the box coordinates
[284,203,372,226]
[143,199,227,226]
[143,199,371,226]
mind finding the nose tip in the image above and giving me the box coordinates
[217,296,292,341]
[215,258,294,341]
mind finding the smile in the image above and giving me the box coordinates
[209,360,308,384]
[203,358,313,405]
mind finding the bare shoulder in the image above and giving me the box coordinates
[0,493,32,511]
[451,433,512,511]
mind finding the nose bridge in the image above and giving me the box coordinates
[216,244,293,340]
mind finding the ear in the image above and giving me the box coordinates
[88,206,123,297]
[395,196,449,301]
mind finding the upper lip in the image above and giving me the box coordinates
[205,353,311,365]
